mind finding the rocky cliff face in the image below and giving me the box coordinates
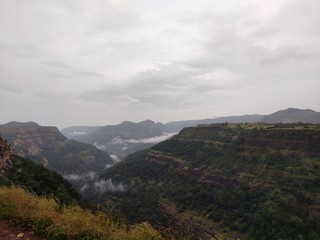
[0,122,113,174]
[0,138,11,174]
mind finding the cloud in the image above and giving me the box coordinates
[0,42,43,58]
[114,95,141,105]
[0,0,319,127]
[0,84,23,93]
[70,131,88,136]
[126,132,177,144]
[93,179,126,193]
[109,154,121,162]
[40,60,73,69]
[80,62,231,109]
[62,171,126,194]
[107,132,177,145]
[63,171,97,181]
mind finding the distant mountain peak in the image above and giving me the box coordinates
[119,121,134,126]
[2,121,40,128]
[275,108,316,113]
[138,119,156,125]
[119,120,156,126]
[262,108,320,124]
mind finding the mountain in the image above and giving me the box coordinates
[0,121,113,174]
[162,114,264,132]
[0,137,163,240]
[162,108,320,132]
[87,123,320,240]
[61,117,264,160]
[0,137,80,205]
[262,108,320,124]
[61,108,320,161]
[63,120,170,160]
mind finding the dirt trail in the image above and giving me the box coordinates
[0,221,42,240]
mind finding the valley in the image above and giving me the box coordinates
[84,122,320,239]
[1,108,320,239]
[2,0,319,238]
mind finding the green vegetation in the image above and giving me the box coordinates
[0,186,162,240]
[93,123,320,240]
[0,137,164,239]
[0,154,81,205]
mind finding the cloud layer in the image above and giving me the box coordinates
[1,0,319,128]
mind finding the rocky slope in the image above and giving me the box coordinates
[0,138,11,174]
[88,123,320,240]
[0,122,113,174]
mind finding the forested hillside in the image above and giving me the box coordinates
[0,137,81,205]
[0,137,164,240]
[89,123,320,240]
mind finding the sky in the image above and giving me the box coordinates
[0,0,319,129]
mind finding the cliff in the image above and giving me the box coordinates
[0,122,113,174]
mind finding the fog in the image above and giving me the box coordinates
[63,171,126,194]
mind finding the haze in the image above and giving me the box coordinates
[0,0,319,128]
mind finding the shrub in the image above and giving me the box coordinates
[0,186,163,240]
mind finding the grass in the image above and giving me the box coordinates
[0,186,162,240]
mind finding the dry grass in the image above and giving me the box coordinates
[0,186,162,240]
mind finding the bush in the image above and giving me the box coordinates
[0,186,163,240]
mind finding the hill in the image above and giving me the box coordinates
[161,114,264,132]
[88,123,320,240]
[262,108,320,124]
[0,138,163,240]
[63,120,169,160]
[0,122,114,175]
[0,137,80,205]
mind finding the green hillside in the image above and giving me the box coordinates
[0,137,163,240]
[0,137,81,205]
[92,123,320,240]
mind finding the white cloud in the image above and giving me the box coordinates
[70,131,88,136]
[63,171,97,181]
[94,179,126,193]
[110,154,121,162]
[126,132,177,144]
[93,142,107,150]
[108,132,177,145]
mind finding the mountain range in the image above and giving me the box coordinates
[62,120,174,160]
[1,107,320,239]
[61,108,320,160]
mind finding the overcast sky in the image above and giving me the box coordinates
[0,0,319,128]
